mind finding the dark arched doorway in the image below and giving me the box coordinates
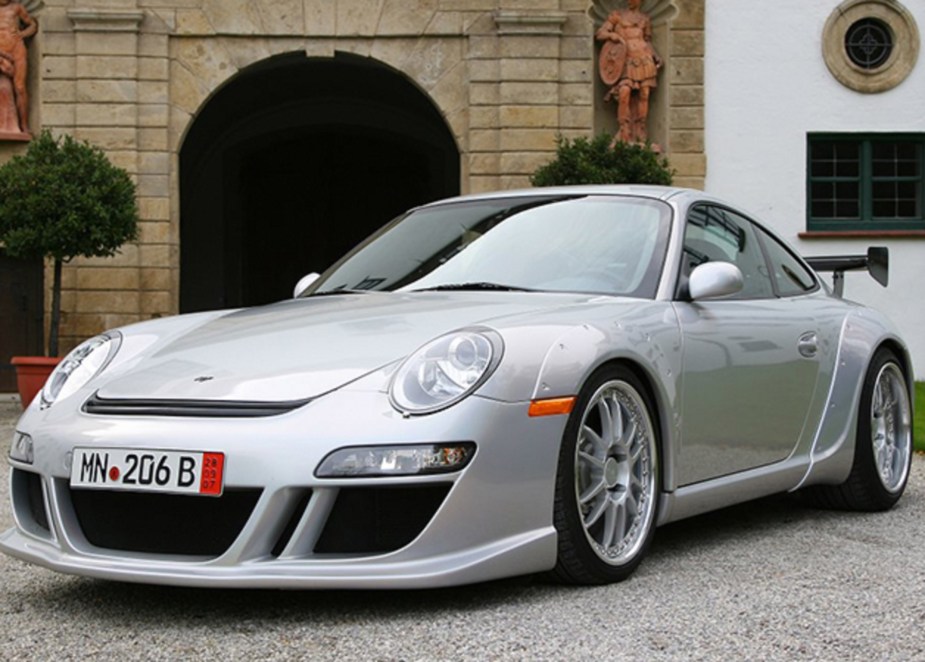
[179,52,460,312]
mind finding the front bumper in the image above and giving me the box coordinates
[1,389,565,588]
[0,521,555,589]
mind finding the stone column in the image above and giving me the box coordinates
[666,0,705,188]
[466,5,580,193]
[41,6,173,353]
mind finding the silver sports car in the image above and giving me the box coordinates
[1,186,914,588]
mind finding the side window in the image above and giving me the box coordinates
[754,226,818,296]
[683,205,775,299]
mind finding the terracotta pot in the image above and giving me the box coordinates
[10,356,61,410]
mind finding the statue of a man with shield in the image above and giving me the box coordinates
[596,0,662,144]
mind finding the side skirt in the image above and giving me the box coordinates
[656,458,808,526]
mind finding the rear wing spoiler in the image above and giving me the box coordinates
[805,246,888,298]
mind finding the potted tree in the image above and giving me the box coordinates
[531,133,673,186]
[0,130,138,407]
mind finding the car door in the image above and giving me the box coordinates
[673,204,823,486]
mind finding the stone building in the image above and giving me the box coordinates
[0,0,705,391]
[1,0,922,386]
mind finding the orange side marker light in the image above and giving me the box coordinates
[528,396,576,417]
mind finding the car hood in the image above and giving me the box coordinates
[96,292,597,402]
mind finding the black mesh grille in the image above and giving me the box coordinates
[270,489,313,557]
[13,469,50,533]
[69,488,262,557]
[314,484,450,554]
[83,392,309,417]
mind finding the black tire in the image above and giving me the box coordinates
[551,365,660,584]
[803,348,913,511]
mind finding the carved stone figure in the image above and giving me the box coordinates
[0,0,37,137]
[0,52,17,134]
[596,0,662,144]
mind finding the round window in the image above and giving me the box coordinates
[845,18,893,69]
[822,0,919,93]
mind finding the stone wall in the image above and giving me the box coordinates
[665,0,704,189]
[5,0,704,353]
[40,2,172,352]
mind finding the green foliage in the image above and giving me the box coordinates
[0,130,138,355]
[530,133,674,187]
[915,382,924,452]
[0,130,138,262]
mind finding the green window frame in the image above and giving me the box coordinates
[807,133,925,232]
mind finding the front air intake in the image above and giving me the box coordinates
[69,488,262,557]
[314,484,450,554]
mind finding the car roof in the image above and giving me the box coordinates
[417,185,715,209]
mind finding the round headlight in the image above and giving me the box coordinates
[40,333,122,409]
[389,328,503,415]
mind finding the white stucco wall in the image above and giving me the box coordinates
[704,0,925,376]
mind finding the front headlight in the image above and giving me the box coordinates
[389,328,503,415]
[40,333,122,409]
[316,443,476,477]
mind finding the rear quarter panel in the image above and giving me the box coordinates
[798,302,913,487]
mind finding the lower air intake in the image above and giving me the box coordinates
[314,484,450,554]
[69,488,262,557]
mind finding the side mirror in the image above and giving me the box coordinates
[293,272,320,298]
[688,262,743,301]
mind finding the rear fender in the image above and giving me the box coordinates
[797,309,908,488]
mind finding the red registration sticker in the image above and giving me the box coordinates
[70,448,226,496]
[199,452,224,495]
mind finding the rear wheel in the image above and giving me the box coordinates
[805,348,912,511]
[552,365,660,584]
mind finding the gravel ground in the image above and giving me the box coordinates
[1,397,923,661]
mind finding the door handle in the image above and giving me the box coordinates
[798,332,818,358]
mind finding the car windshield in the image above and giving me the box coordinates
[305,195,672,298]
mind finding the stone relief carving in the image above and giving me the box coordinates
[590,0,676,146]
[595,0,662,144]
[589,0,677,29]
[0,0,37,138]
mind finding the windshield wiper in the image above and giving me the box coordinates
[412,282,533,292]
[304,288,374,297]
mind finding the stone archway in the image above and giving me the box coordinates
[179,51,460,312]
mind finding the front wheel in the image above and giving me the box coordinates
[551,365,660,584]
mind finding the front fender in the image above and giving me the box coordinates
[481,302,683,490]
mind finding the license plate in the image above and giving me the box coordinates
[70,448,225,496]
